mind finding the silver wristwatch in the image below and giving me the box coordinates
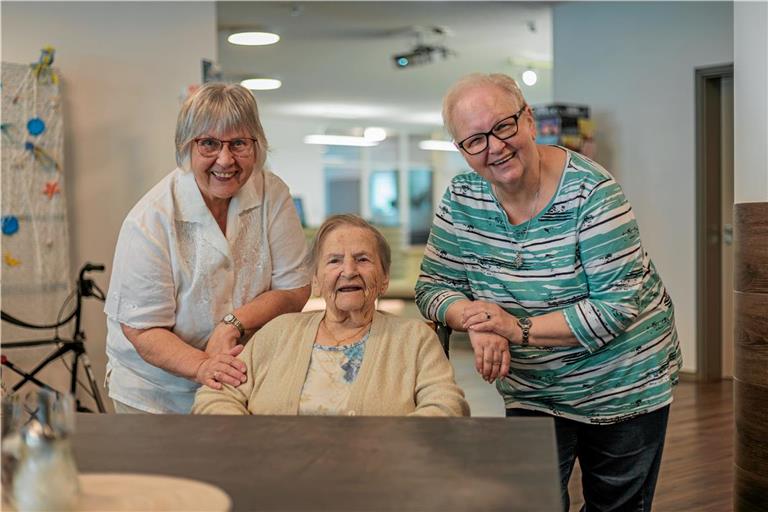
[517,317,532,346]
[222,313,245,338]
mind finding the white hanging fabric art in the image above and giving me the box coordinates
[1,48,72,321]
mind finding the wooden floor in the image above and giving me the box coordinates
[568,379,734,511]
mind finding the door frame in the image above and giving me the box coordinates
[694,63,733,382]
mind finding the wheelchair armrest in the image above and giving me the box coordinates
[434,323,452,359]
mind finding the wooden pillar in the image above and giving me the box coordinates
[734,202,768,511]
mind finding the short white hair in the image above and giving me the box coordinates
[442,73,527,139]
[174,82,268,171]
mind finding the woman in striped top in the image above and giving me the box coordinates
[415,73,682,511]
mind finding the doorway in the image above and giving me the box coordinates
[695,64,734,381]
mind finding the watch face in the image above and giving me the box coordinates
[224,313,235,323]
[519,317,532,328]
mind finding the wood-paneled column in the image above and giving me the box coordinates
[734,202,768,511]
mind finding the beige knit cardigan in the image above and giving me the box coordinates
[192,310,470,417]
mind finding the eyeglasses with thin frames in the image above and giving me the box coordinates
[194,137,257,157]
[456,104,528,155]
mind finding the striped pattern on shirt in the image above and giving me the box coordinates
[415,149,682,424]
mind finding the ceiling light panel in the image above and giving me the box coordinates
[241,78,282,90]
[363,127,387,142]
[419,140,458,152]
[228,31,280,46]
[304,135,378,147]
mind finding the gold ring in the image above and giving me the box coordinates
[213,371,220,381]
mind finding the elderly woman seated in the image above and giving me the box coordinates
[193,214,469,416]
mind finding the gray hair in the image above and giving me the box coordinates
[174,82,268,171]
[442,73,527,139]
[309,215,391,276]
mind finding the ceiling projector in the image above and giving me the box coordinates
[393,44,453,70]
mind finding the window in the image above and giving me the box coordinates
[323,145,362,217]
[318,132,435,247]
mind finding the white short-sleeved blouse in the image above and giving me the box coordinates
[104,168,310,413]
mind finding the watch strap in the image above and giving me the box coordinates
[517,317,531,346]
[222,313,245,338]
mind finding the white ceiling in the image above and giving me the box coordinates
[217,2,553,128]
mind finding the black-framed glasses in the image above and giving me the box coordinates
[456,104,528,155]
[194,137,257,157]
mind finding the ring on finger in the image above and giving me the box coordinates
[213,371,221,381]
[485,312,491,320]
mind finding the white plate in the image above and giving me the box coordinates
[77,473,231,511]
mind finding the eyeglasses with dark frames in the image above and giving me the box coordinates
[194,137,257,157]
[456,104,528,155]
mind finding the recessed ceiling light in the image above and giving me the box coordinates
[522,69,538,86]
[303,135,378,147]
[241,78,282,91]
[228,31,280,46]
[419,140,458,152]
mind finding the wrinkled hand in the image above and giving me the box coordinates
[467,330,510,383]
[462,301,516,341]
[205,321,241,355]
[196,345,247,390]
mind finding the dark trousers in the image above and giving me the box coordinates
[506,406,670,512]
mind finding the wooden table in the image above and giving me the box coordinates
[74,414,561,511]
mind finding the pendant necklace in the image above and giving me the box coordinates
[509,162,542,269]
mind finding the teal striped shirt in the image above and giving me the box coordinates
[415,149,682,424]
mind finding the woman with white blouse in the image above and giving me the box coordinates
[104,83,310,414]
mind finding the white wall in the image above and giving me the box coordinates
[260,115,326,226]
[734,1,768,203]
[552,2,734,372]
[1,1,216,407]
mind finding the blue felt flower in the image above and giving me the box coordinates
[2,216,20,236]
[27,118,46,136]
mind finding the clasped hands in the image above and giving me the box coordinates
[196,321,247,390]
[461,301,520,383]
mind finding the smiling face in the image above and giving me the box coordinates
[451,84,537,188]
[314,226,389,319]
[190,128,255,207]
